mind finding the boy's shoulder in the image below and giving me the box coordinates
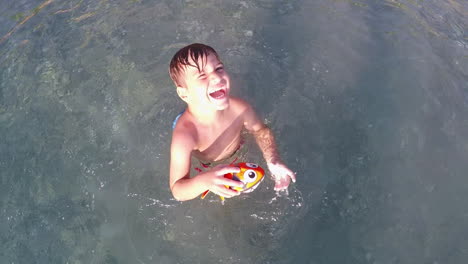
[230,96,263,131]
[229,96,253,113]
[171,113,197,148]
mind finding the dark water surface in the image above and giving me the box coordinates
[1,0,467,263]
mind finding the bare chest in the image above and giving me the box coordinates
[193,118,244,162]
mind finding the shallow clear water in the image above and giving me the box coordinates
[1,0,467,263]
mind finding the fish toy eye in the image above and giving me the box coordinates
[245,163,258,168]
[242,169,258,183]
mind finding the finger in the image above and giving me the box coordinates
[215,166,241,176]
[289,171,297,183]
[273,180,282,191]
[213,186,240,198]
[278,167,296,183]
[216,178,245,188]
[274,182,287,191]
[222,189,240,198]
[273,177,290,191]
[212,164,228,169]
[274,185,287,191]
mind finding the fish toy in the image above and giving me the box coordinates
[201,162,265,201]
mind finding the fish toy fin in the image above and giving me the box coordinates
[201,190,210,199]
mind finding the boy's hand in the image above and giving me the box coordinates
[201,165,244,198]
[267,162,296,191]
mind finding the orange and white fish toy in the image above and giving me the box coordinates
[201,162,265,201]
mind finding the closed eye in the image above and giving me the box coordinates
[216,66,224,72]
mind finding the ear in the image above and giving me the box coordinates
[176,86,189,102]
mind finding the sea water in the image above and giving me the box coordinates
[1,0,467,263]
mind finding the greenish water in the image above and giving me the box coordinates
[1,0,467,263]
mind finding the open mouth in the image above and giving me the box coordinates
[209,88,226,100]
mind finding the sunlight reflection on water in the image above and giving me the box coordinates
[0,0,467,263]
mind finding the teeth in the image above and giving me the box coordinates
[210,88,223,94]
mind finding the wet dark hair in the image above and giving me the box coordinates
[169,43,221,87]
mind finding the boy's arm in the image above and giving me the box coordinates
[169,130,243,201]
[242,104,296,191]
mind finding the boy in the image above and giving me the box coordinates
[169,43,295,201]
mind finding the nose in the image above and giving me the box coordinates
[209,71,222,84]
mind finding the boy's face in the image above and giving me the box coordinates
[177,52,231,111]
